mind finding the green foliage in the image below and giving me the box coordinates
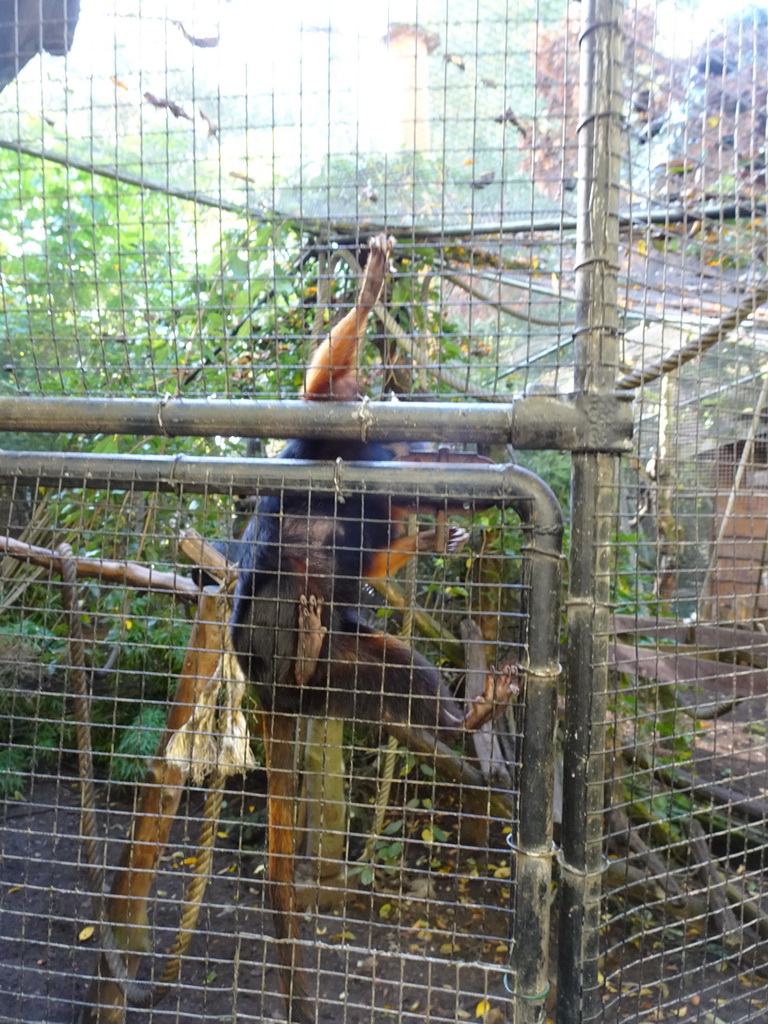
[515,450,571,515]
[0,558,190,791]
[0,142,565,801]
[0,152,301,413]
[98,593,189,682]
[626,770,694,846]
[0,150,185,398]
[0,745,27,799]
[0,144,558,411]
[110,705,167,783]
[0,676,72,794]
[0,615,68,661]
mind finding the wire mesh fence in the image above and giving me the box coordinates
[1,464,552,1024]
[2,474,539,1024]
[0,1,767,1024]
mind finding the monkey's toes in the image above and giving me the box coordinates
[490,662,520,703]
[368,233,396,258]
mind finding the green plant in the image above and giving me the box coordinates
[0,745,27,799]
[110,705,168,783]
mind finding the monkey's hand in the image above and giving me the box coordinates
[417,525,470,556]
[463,662,519,731]
[295,594,327,685]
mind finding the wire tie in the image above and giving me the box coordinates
[524,663,562,682]
[157,392,173,436]
[503,972,551,1000]
[557,852,609,879]
[520,541,563,561]
[505,834,558,859]
[357,394,373,443]
[167,454,183,496]
[333,457,346,504]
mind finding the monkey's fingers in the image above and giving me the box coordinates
[416,525,470,555]
[445,525,470,553]
[295,594,327,685]
[488,662,520,705]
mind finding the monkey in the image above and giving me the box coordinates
[229,234,516,1023]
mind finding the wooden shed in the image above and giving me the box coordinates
[700,435,768,623]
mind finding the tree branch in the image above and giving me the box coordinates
[0,535,199,600]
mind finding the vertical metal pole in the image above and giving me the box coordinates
[509,477,563,1024]
[558,0,625,1022]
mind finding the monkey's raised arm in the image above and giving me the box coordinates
[303,233,395,400]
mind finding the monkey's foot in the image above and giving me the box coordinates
[368,232,396,261]
[295,594,326,685]
[359,233,396,307]
[464,662,519,731]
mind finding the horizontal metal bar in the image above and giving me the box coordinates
[0,393,633,451]
[0,450,561,522]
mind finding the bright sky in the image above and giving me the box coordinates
[656,0,768,56]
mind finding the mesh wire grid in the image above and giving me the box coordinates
[0,2,767,1024]
[1,469,535,1024]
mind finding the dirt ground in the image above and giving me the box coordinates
[1,736,766,1024]
[2,770,517,1024]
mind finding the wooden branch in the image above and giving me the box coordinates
[685,817,743,944]
[178,527,238,590]
[0,534,199,599]
[3,138,761,252]
[0,138,255,218]
[611,641,768,701]
[383,720,515,821]
[653,764,768,826]
[441,270,565,327]
[370,576,465,666]
[605,803,683,899]
[372,296,503,399]
[0,140,565,239]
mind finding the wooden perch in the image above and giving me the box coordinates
[460,618,512,788]
[685,817,743,945]
[83,534,243,1022]
[0,534,199,599]
[611,641,768,702]
[612,613,768,666]
[178,528,238,590]
[84,589,228,1023]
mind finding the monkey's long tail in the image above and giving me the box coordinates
[264,711,314,1024]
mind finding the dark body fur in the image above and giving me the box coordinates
[230,434,460,733]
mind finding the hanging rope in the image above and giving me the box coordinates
[59,544,248,1006]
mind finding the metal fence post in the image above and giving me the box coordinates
[558,0,626,1021]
